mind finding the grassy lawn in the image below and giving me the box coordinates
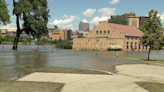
[0,81,64,92]
[16,66,110,75]
[136,82,164,92]
[118,56,164,64]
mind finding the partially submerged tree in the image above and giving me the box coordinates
[108,15,127,25]
[0,0,11,25]
[140,9,164,60]
[12,0,50,50]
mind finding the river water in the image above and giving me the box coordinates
[0,44,163,80]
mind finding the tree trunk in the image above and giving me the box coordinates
[12,30,22,50]
[148,45,151,60]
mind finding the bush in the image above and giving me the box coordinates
[108,45,122,51]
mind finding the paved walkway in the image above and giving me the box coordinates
[17,64,164,92]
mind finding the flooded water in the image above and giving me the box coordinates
[0,44,163,80]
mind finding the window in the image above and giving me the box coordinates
[110,43,111,45]
[96,31,98,34]
[100,31,102,34]
[108,30,110,34]
[104,31,106,34]
[115,43,117,45]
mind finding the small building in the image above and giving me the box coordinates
[44,29,72,40]
[73,21,149,51]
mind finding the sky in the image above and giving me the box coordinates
[0,0,164,31]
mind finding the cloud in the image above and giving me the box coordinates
[146,12,164,22]
[63,14,69,18]
[90,7,116,25]
[53,15,79,30]
[81,19,88,23]
[109,0,120,4]
[10,14,16,18]
[0,23,17,29]
[81,9,96,17]
[160,12,164,22]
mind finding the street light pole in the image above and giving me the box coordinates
[96,38,99,56]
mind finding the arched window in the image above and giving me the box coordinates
[96,31,98,34]
[100,31,102,34]
[108,30,110,34]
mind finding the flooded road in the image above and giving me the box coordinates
[0,45,163,80]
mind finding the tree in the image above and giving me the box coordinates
[0,0,11,25]
[140,9,164,60]
[0,35,3,44]
[138,26,145,32]
[12,0,50,50]
[108,15,127,25]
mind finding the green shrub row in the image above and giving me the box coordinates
[56,44,72,49]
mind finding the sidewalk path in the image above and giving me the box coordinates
[17,64,164,92]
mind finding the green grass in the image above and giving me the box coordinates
[136,82,164,92]
[0,81,64,92]
[118,56,164,64]
[16,66,110,75]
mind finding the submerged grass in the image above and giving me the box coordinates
[118,56,164,64]
[136,82,164,92]
[0,81,64,92]
[16,66,110,75]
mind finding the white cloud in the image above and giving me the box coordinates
[0,23,17,29]
[160,12,164,22]
[81,9,96,17]
[63,14,69,18]
[81,19,88,23]
[53,15,79,30]
[109,0,120,4]
[10,14,16,18]
[98,8,116,17]
[146,12,164,22]
[90,8,116,25]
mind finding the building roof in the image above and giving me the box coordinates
[108,23,144,37]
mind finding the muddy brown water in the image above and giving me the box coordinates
[0,45,163,80]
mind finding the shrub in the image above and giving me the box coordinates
[108,45,122,51]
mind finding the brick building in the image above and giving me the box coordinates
[73,21,149,51]
[42,29,72,40]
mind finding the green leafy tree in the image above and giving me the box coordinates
[108,15,127,25]
[0,0,11,25]
[0,35,3,44]
[12,0,50,50]
[140,9,164,60]
[138,26,145,32]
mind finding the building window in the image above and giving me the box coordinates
[100,31,102,34]
[96,31,98,34]
[135,42,137,48]
[104,31,106,34]
[110,43,111,45]
[115,43,117,45]
[108,30,110,34]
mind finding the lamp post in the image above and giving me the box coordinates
[23,38,26,49]
[96,38,99,56]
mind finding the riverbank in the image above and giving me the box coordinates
[118,56,164,64]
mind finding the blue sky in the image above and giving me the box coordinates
[1,0,164,31]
